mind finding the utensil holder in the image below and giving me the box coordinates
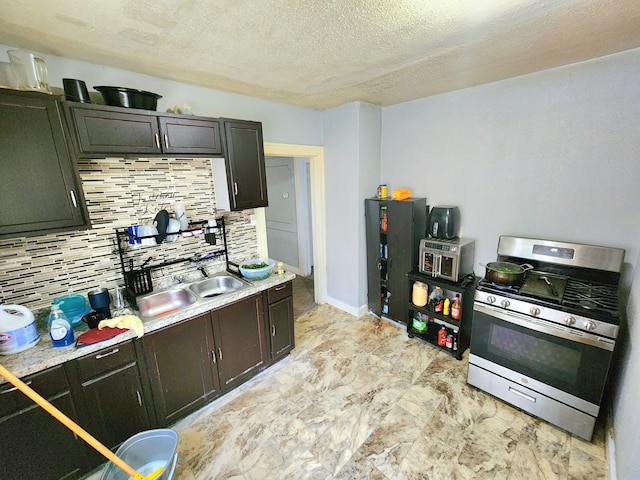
[125,268,153,296]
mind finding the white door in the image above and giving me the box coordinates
[265,156,313,275]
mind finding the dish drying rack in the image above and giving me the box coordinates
[114,216,230,299]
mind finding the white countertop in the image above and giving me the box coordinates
[0,272,295,384]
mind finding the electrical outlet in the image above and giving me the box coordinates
[249,214,256,225]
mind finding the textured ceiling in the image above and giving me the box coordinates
[2,0,640,110]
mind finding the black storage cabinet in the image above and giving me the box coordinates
[365,197,427,323]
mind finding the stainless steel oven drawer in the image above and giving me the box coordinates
[467,362,596,440]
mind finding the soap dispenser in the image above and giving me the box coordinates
[48,304,74,347]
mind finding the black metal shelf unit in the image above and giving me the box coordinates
[114,217,229,298]
[406,272,480,360]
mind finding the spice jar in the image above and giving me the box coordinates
[412,281,428,307]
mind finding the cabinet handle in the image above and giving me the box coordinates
[218,348,223,361]
[164,134,169,149]
[271,325,276,337]
[69,190,78,208]
[155,133,160,149]
[136,390,142,407]
[95,348,119,360]
[1,380,31,394]
[274,284,286,291]
[233,182,238,195]
[211,350,216,364]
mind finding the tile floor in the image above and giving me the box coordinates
[86,277,609,479]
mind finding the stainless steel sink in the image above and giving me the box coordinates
[189,275,247,298]
[135,273,251,319]
[137,287,198,318]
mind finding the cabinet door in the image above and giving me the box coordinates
[268,295,295,360]
[222,119,268,210]
[365,199,384,316]
[159,116,222,155]
[69,106,161,156]
[0,90,89,238]
[212,295,267,389]
[68,342,150,453]
[0,367,87,480]
[387,200,425,323]
[142,314,219,425]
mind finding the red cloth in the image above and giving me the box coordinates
[76,327,128,346]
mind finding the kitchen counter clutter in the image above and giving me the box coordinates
[0,271,295,384]
[0,270,294,480]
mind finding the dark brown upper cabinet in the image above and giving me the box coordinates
[218,118,269,210]
[64,102,222,158]
[0,88,90,239]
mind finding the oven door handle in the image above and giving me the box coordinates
[474,303,615,351]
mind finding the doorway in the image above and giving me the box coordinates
[256,143,326,305]
[264,156,312,276]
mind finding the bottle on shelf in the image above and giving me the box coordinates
[443,297,451,316]
[453,329,459,351]
[428,286,444,312]
[446,334,454,349]
[451,294,461,320]
[380,206,388,233]
[437,324,447,346]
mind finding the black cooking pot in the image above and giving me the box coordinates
[483,262,533,286]
[94,86,162,110]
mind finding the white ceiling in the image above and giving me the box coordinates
[2,0,640,110]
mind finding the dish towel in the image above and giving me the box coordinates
[98,315,145,338]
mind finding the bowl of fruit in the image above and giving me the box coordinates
[239,258,275,281]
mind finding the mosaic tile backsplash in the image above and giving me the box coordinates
[0,157,258,310]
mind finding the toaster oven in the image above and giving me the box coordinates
[419,238,475,282]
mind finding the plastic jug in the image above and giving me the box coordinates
[7,50,51,93]
[0,304,40,355]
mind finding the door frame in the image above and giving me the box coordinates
[256,142,326,305]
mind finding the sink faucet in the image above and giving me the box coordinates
[197,265,208,278]
[172,275,185,284]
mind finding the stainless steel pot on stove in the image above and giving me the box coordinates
[482,262,533,286]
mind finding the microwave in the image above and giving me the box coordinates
[419,238,475,282]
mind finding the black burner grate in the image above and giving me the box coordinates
[562,279,619,316]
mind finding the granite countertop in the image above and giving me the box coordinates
[0,271,295,384]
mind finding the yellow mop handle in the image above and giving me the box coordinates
[0,364,163,480]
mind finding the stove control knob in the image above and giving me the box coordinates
[486,295,496,304]
[530,307,540,316]
[584,320,597,331]
[564,316,576,326]
[500,299,510,308]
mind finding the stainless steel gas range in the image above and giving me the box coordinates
[467,236,625,440]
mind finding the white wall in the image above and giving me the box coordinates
[614,261,640,480]
[0,44,323,146]
[322,102,381,313]
[381,48,640,287]
[381,46,640,479]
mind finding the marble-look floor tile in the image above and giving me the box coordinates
[81,304,609,480]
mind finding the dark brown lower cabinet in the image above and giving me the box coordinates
[65,340,150,468]
[211,294,267,390]
[142,313,220,425]
[142,293,268,426]
[0,365,88,480]
[266,282,295,361]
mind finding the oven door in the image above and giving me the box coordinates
[470,303,614,406]
[420,250,456,281]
